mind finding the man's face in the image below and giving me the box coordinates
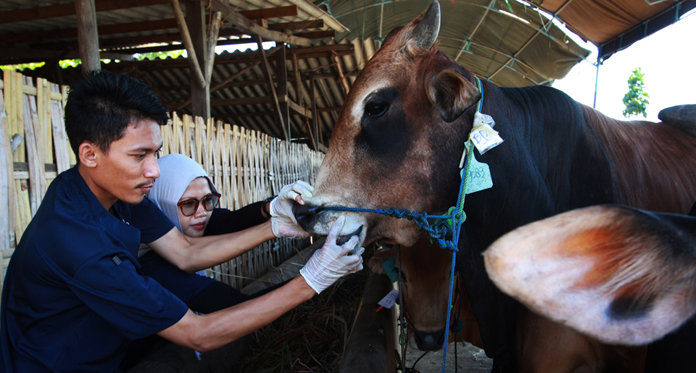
[90,119,162,206]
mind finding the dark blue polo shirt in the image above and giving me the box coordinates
[1,167,189,372]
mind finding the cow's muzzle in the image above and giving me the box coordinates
[293,202,323,233]
[293,202,366,247]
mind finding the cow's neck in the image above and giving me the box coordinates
[459,83,617,249]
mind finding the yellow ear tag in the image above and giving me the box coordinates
[469,112,503,155]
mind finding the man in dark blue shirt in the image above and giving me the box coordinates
[0,71,363,372]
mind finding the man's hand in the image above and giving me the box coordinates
[270,180,314,238]
[299,216,364,294]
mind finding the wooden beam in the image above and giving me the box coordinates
[4,18,325,45]
[268,20,324,32]
[288,100,311,119]
[289,44,353,56]
[75,0,101,72]
[0,0,170,24]
[3,19,180,44]
[171,0,206,89]
[332,53,350,95]
[209,104,339,120]
[238,6,298,21]
[211,0,312,47]
[212,95,287,107]
[308,71,361,80]
[103,43,185,55]
[317,106,342,113]
[27,26,336,57]
[256,35,288,139]
[292,30,336,40]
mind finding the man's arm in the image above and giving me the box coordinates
[147,221,276,273]
[157,275,315,352]
[157,218,363,351]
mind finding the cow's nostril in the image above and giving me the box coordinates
[414,329,445,351]
[292,202,322,226]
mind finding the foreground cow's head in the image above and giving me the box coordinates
[294,1,481,247]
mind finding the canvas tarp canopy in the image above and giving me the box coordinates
[327,0,696,87]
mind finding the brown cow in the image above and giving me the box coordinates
[370,235,646,373]
[293,1,696,371]
[368,235,484,351]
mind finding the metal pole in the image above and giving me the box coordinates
[593,56,601,108]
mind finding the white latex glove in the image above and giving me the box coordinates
[299,216,364,294]
[270,180,314,238]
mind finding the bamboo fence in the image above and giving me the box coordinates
[0,70,324,298]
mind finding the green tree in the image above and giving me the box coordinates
[622,67,650,118]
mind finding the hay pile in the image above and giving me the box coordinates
[238,267,370,372]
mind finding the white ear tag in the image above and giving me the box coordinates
[377,289,400,309]
[469,112,503,155]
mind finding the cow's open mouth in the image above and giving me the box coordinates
[336,226,363,246]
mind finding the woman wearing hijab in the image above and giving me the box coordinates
[143,153,309,313]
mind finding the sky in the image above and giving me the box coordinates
[552,11,696,122]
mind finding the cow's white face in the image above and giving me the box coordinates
[294,1,481,247]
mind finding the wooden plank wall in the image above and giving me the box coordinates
[0,70,324,296]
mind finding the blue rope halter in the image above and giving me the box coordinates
[324,76,485,372]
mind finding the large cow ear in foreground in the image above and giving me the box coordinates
[427,69,481,122]
[405,1,441,54]
[483,205,696,346]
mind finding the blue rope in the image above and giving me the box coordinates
[321,206,464,249]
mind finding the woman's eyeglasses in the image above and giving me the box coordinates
[177,193,221,216]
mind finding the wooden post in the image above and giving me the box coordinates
[277,44,290,140]
[205,12,223,85]
[75,0,101,72]
[171,0,210,118]
[0,84,14,257]
[171,0,206,89]
[339,273,397,373]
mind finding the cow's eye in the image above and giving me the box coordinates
[364,102,389,118]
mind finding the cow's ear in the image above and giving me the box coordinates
[484,205,696,346]
[368,248,394,274]
[427,69,481,122]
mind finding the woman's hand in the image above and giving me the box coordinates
[270,180,314,238]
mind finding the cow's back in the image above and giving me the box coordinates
[582,105,696,214]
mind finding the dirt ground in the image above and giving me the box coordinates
[404,342,493,372]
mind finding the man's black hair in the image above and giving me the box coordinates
[64,70,170,157]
